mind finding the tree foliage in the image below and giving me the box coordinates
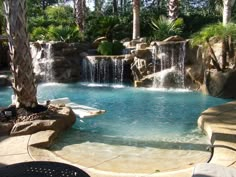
[191,23,236,46]
[191,23,236,71]
[2,0,236,42]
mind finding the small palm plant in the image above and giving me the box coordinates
[48,25,81,42]
[191,23,236,71]
[151,15,183,41]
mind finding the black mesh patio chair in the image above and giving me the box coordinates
[0,161,90,177]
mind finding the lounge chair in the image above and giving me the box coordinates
[192,163,236,177]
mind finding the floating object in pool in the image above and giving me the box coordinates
[48,97,106,118]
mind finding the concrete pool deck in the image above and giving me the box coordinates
[0,100,235,177]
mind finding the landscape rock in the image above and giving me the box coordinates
[31,41,87,83]
[204,69,236,98]
[136,43,148,50]
[0,75,11,86]
[135,49,152,59]
[163,35,185,42]
[0,122,14,136]
[29,130,58,148]
[10,105,76,136]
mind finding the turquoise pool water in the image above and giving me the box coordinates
[0,83,229,145]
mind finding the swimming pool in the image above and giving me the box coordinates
[1,82,228,144]
[1,83,229,173]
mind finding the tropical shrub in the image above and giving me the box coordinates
[182,14,221,38]
[97,41,113,55]
[84,14,132,41]
[97,40,124,55]
[31,27,48,41]
[47,25,81,42]
[112,40,125,55]
[151,16,184,41]
[28,5,78,42]
[191,23,236,46]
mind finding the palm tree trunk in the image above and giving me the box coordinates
[123,0,127,12]
[222,38,227,70]
[113,0,118,14]
[4,0,38,108]
[223,0,235,25]
[206,40,222,71]
[74,0,85,31]
[222,0,235,69]
[168,0,179,21]
[120,0,123,14]
[94,0,100,13]
[132,0,140,39]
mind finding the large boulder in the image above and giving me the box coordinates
[0,122,14,136]
[10,105,76,136]
[0,75,11,87]
[203,69,236,98]
[29,130,58,148]
[139,66,184,88]
[163,35,185,42]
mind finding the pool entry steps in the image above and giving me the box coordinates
[49,97,106,118]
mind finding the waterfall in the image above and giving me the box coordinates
[81,56,124,83]
[112,59,124,83]
[152,41,186,88]
[31,43,55,82]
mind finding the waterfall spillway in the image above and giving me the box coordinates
[152,41,186,88]
[81,56,124,83]
[31,43,54,82]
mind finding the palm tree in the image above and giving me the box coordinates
[74,0,86,31]
[168,0,179,21]
[191,23,236,71]
[4,0,38,108]
[132,0,140,39]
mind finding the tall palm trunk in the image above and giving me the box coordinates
[123,0,127,13]
[222,0,235,69]
[132,0,140,39]
[4,0,37,108]
[94,0,100,13]
[74,0,86,31]
[113,0,118,14]
[223,0,235,25]
[120,0,123,14]
[168,0,179,21]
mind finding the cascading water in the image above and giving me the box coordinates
[152,41,186,88]
[31,43,54,82]
[112,59,124,83]
[81,56,124,83]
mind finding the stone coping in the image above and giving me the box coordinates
[198,100,236,167]
[0,101,235,176]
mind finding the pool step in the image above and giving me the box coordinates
[49,97,106,118]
